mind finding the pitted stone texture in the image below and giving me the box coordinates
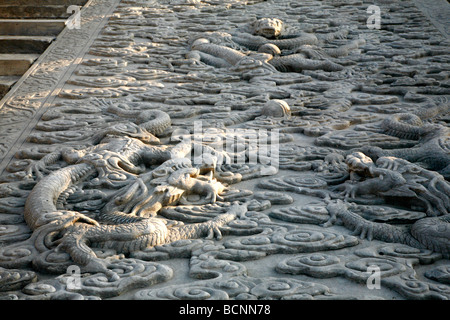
[0,0,448,301]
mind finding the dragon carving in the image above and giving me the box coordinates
[13,104,249,279]
[364,102,450,180]
[321,101,450,258]
[187,17,365,73]
[326,152,450,257]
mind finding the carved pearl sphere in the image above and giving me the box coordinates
[261,99,291,118]
[191,38,210,49]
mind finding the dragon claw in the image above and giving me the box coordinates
[206,226,223,240]
[80,258,120,282]
[321,215,336,228]
[228,201,248,219]
[350,222,374,240]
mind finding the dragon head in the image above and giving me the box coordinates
[193,153,218,177]
[251,18,284,38]
[101,122,161,145]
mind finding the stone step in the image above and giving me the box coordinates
[0,53,39,76]
[0,35,54,53]
[0,75,20,99]
[0,5,72,19]
[0,19,67,36]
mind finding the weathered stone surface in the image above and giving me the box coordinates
[0,0,448,302]
[0,1,88,99]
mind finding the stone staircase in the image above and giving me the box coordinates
[0,0,87,100]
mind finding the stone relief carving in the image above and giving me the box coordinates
[0,0,448,300]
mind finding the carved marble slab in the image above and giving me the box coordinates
[0,0,448,301]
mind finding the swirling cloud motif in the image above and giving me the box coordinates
[248,278,330,300]
[0,267,36,292]
[425,265,450,285]
[28,259,173,300]
[224,225,359,254]
[135,283,230,300]
[270,201,330,225]
[65,259,173,299]
[0,0,448,301]
[134,276,332,300]
[277,243,450,299]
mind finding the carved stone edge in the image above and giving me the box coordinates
[0,0,122,175]
[413,0,450,38]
